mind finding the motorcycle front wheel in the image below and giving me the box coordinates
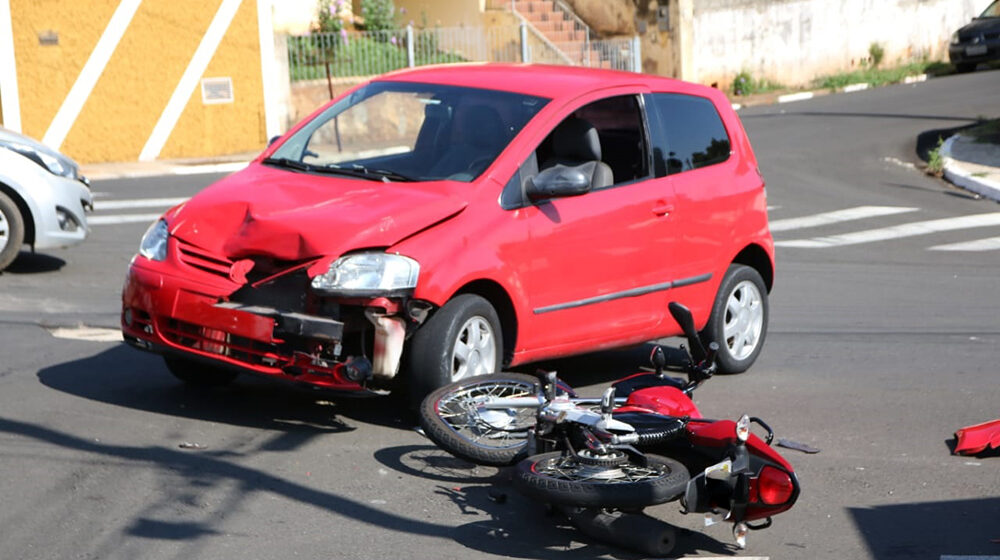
[418,372,541,467]
[514,451,690,509]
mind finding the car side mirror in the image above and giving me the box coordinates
[525,167,591,201]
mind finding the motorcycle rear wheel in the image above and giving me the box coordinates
[418,372,541,467]
[514,451,690,509]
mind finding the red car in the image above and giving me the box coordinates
[121,64,774,402]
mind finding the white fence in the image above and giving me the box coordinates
[288,24,640,82]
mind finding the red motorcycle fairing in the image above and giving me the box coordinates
[619,385,701,418]
[954,419,1000,455]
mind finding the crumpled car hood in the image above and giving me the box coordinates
[166,164,467,261]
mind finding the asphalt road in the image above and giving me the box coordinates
[1,69,999,560]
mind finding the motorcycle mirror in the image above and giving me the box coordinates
[668,302,707,363]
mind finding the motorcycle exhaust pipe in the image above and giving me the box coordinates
[558,506,677,556]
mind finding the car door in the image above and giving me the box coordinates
[511,92,679,353]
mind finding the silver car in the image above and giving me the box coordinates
[0,127,93,271]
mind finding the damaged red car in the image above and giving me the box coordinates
[121,64,774,402]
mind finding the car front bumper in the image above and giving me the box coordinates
[949,41,1000,66]
[121,249,389,392]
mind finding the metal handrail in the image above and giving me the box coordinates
[508,8,574,65]
[506,0,592,66]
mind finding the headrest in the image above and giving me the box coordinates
[552,117,602,161]
[458,105,505,149]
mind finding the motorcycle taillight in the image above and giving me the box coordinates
[754,465,795,505]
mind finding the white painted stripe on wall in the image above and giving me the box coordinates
[0,0,22,132]
[139,0,243,161]
[257,0,279,139]
[42,0,143,150]
[929,236,1000,252]
[88,213,163,225]
[95,197,188,210]
[770,206,919,232]
[775,213,1000,248]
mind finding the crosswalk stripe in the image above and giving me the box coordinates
[775,213,1000,248]
[769,206,918,232]
[929,236,1000,251]
[88,213,163,225]
[95,197,188,210]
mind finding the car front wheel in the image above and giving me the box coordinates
[405,294,503,403]
[0,191,26,272]
[701,264,768,374]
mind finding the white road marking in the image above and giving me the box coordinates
[95,197,188,210]
[770,206,919,232]
[940,556,1000,559]
[775,212,1000,248]
[49,326,122,342]
[88,213,163,225]
[929,236,1000,252]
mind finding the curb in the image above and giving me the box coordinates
[732,73,930,109]
[940,135,1000,203]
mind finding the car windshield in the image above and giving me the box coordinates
[269,81,548,182]
[981,0,1000,17]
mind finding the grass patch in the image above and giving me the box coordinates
[731,70,785,96]
[926,137,945,175]
[813,61,943,91]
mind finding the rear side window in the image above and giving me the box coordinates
[648,93,731,175]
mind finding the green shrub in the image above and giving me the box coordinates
[869,42,885,68]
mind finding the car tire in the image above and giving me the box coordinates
[163,356,239,387]
[701,264,768,374]
[0,191,26,272]
[405,294,503,405]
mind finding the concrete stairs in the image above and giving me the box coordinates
[492,0,612,68]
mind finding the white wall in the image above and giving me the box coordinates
[687,0,987,87]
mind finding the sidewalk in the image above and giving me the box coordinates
[940,132,1000,203]
[79,152,257,181]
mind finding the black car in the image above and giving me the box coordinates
[949,0,1000,72]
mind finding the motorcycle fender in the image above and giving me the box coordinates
[954,419,1000,455]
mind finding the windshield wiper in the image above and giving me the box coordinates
[262,157,315,172]
[321,164,416,182]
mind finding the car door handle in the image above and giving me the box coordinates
[652,203,674,216]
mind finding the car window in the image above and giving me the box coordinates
[981,0,999,17]
[533,95,649,186]
[270,81,548,182]
[647,93,731,176]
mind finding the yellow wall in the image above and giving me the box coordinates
[11,0,266,163]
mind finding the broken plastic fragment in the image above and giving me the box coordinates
[776,438,820,454]
[954,419,1000,456]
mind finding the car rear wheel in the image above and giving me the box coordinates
[0,191,26,272]
[405,294,503,404]
[701,264,768,374]
[163,356,239,387]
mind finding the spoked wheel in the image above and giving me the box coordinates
[514,451,690,509]
[418,373,541,467]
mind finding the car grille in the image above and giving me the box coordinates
[177,243,234,279]
[161,317,282,367]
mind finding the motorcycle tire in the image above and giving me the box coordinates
[514,451,690,509]
[418,372,542,467]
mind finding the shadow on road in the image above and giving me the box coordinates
[36,343,407,432]
[849,497,1000,558]
[4,252,66,273]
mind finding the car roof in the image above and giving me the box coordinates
[375,63,715,101]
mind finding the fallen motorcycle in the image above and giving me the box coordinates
[419,302,799,555]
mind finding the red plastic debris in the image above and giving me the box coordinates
[954,419,1000,455]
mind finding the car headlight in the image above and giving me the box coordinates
[311,252,419,297]
[951,31,961,45]
[0,140,76,179]
[139,219,169,261]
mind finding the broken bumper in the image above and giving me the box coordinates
[121,256,375,391]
